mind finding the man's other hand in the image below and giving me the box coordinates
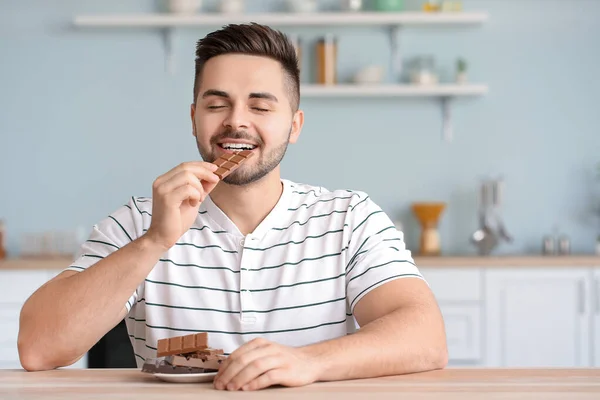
[213,338,320,391]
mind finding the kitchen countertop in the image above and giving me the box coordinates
[0,256,74,271]
[1,368,599,399]
[1,254,600,270]
[414,255,600,267]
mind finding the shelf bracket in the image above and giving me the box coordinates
[161,28,175,74]
[388,25,402,81]
[441,96,453,142]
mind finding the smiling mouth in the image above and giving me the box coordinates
[217,143,258,151]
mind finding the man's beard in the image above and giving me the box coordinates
[196,127,291,186]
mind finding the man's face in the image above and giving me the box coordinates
[191,54,302,186]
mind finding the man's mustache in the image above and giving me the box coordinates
[210,130,263,146]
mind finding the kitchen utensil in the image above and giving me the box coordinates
[412,202,446,256]
[558,235,571,255]
[470,178,512,256]
[492,179,513,242]
[542,235,555,255]
[471,225,498,256]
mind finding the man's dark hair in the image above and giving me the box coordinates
[193,23,300,111]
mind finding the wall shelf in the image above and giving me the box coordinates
[72,11,489,141]
[300,84,488,142]
[73,11,489,28]
[300,83,488,97]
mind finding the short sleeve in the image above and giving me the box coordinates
[344,193,425,313]
[63,197,148,313]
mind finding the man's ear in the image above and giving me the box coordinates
[190,104,197,138]
[288,109,304,144]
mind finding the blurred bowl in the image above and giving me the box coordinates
[287,0,317,13]
[218,0,244,14]
[353,65,385,84]
[166,0,202,14]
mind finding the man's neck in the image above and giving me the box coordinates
[208,172,284,236]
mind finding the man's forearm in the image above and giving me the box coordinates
[303,305,448,382]
[18,235,165,371]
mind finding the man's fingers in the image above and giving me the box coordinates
[157,166,221,203]
[216,338,269,379]
[242,368,285,391]
[227,355,284,391]
[166,184,202,205]
[156,171,201,197]
[201,178,220,196]
[215,340,275,389]
[155,162,219,188]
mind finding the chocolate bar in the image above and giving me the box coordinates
[148,332,227,375]
[212,150,254,179]
[141,358,217,374]
[168,355,224,370]
[156,332,208,357]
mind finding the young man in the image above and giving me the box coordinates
[18,23,447,391]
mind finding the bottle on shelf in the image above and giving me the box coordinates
[316,34,337,85]
[0,219,6,260]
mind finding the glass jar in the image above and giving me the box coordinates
[373,0,404,11]
[316,34,337,85]
[409,55,438,85]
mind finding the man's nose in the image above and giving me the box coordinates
[222,105,250,130]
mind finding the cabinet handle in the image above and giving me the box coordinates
[578,280,585,314]
[594,278,600,314]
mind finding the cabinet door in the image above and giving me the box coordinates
[419,268,483,364]
[485,268,592,367]
[439,304,481,364]
[0,306,20,368]
[594,269,600,367]
[0,270,53,304]
[0,269,88,369]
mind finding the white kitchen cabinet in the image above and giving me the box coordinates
[438,303,482,363]
[485,268,593,367]
[0,269,87,369]
[420,268,484,365]
[593,269,600,366]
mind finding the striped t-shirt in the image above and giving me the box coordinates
[65,179,423,366]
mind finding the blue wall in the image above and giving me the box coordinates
[1,0,599,257]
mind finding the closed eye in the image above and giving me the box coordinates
[208,105,226,109]
[253,107,269,112]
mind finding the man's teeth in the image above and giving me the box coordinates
[220,143,256,150]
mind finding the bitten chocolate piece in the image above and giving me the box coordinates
[167,355,224,371]
[212,150,254,179]
[156,332,208,357]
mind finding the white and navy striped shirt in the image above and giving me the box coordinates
[65,179,423,366]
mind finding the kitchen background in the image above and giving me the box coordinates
[1,0,600,257]
[2,0,600,371]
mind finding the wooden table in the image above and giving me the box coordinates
[1,368,600,399]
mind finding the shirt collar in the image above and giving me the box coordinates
[199,179,292,240]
